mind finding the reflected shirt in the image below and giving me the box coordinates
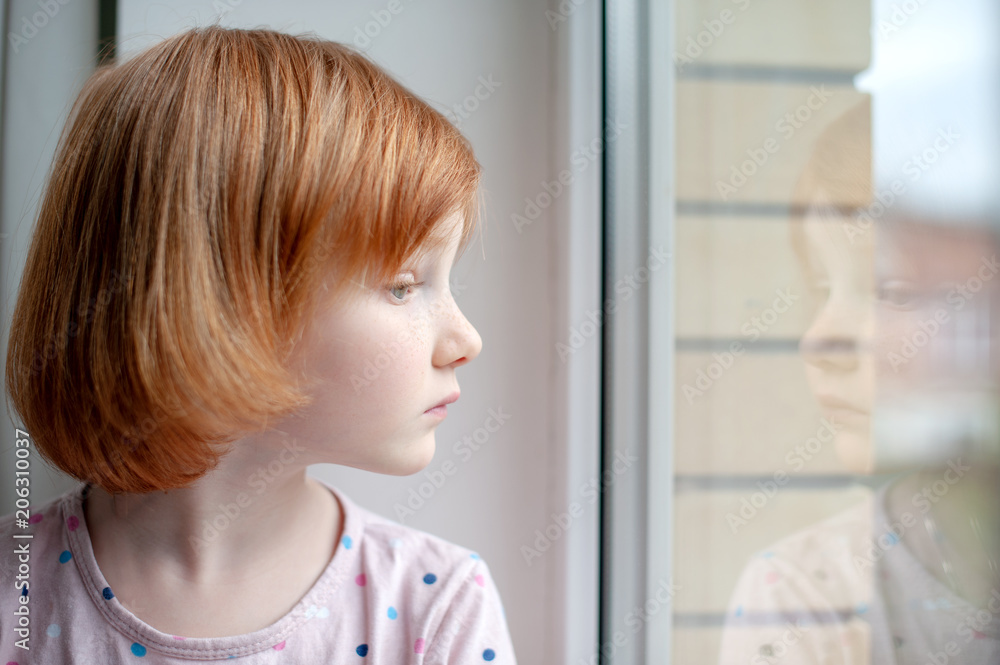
[0,480,516,663]
[718,482,1000,665]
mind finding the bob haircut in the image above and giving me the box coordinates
[5,26,482,494]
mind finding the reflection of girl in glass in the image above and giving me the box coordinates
[719,99,1000,665]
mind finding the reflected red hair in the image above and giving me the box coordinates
[5,26,481,493]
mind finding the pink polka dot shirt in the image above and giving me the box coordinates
[1,480,516,663]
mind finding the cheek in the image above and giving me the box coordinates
[320,323,430,411]
[802,363,824,394]
[873,306,946,382]
[871,315,904,377]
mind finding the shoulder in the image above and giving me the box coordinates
[0,484,83,627]
[347,494,488,595]
[728,492,875,612]
[0,483,81,545]
[332,487,516,663]
[718,495,877,665]
[362,502,481,562]
[763,490,873,565]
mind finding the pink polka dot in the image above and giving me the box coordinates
[974,630,988,639]
[414,638,426,654]
[764,571,780,584]
[28,513,43,524]
[355,574,366,586]
[273,641,286,651]
[66,516,79,531]
[172,636,186,640]
[475,574,485,587]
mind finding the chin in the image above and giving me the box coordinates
[380,435,438,477]
[834,431,875,474]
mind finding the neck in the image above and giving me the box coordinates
[83,432,337,584]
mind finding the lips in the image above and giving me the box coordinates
[426,391,460,412]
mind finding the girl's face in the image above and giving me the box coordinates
[277,212,482,475]
[798,211,877,473]
[799,210,1000,473]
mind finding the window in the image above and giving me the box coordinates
[604,0,1000,662]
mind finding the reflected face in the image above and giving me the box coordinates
[798,211,1000,473]
[797,210,877,473]
[873,223,1000,393]
[275,212,483,475]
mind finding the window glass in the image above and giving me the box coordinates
[670,1,1000,662]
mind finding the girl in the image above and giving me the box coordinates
[2,26,516,663]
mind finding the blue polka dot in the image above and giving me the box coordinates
[131,642,147,657]
[387,606,398,620]
[470,552,480,560]
[855,603,868,615]
[102,587,114,600]
[735,605,743,617]
[483,648,496,661]
[760,551,774,558]
[21,585,28,597]
[886,533,899,546]
[423,573,437,584]
[342,535,353,549]
[46,623,61,637]
[58,550,72,564]
[356,643,369,657]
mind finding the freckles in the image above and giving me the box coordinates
[350,335,426,396]
[303,341,358,388]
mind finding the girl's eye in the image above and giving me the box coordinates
[876,280,918,308]
[388,277,419,302]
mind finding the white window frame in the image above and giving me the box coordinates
[602,0,676,662]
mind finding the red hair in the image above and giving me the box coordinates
[5,26,482,494]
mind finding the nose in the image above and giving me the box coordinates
[432,294,483,369]
[799,297,867,372]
